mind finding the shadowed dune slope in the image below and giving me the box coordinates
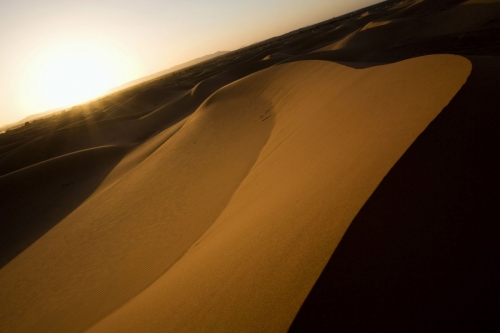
[0,145,128,268]
[313,0,500,61]
[289,55,500,332]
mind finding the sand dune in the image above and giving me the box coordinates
[0,145,128,268]
[289,54,500,332]
[1,0,498,331]
[0,55,470,332]
[314,0,500,60]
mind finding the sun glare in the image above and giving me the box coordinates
[21,40,140,112]
[42,49,113,107]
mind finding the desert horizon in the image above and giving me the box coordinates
[1,0,499,332]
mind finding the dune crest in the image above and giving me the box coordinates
[0,54,470,333]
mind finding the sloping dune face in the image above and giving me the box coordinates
[0,55,470,333]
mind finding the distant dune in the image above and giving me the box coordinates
[0,107,64,133]
[0,0,499,332]
[0,51,230,132]
[107,51,230,94]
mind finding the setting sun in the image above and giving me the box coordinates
[41,48,113,106]
[21,40,140,111]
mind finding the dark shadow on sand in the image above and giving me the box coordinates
[289,57,500,332]
[0,146,129,268]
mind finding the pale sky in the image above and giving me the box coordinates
[0,0,380,126]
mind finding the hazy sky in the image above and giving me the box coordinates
[0,0,379,126]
